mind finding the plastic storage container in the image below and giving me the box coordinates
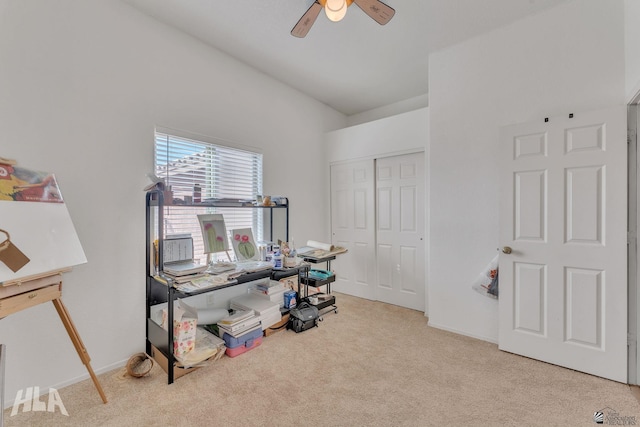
[223,327,263,358]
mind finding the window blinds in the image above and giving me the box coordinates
[154,132,263,263]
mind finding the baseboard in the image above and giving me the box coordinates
[427,320,498,345]
[629,385,640,405]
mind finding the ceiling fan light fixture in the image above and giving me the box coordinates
[325,0,347,22]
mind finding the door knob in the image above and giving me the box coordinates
[502,246,512,254]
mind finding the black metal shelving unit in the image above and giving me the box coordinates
[145,189,290,384]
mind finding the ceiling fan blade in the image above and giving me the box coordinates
[291,1,323,38]
[353,0,395,25]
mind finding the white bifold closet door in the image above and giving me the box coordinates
[375,153,425,311]
[331,152,426,311]
[330,160,376,301]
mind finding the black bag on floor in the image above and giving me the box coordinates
[288,302,319,333]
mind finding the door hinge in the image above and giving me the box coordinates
[629,333,637,347]
[628,232,637,245]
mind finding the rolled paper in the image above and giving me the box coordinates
[306,240,334,252]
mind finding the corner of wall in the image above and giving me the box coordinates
[345,94,429,127]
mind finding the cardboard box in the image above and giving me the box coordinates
[264,313,290,337]
[150,345,197,380]
[279,276,299,293]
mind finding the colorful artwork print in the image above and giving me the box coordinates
[0,161,63,203]
[231,228,258,261]
[197,214,229,254]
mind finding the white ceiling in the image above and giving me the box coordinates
[123,0,568,116]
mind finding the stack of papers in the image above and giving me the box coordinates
[175,274,238,293]
[233,261,274,274]
[230,294,281,330]
[175,327,226,369]
[163,261,208,277]
[208,262,237,275]
[217,310,261,338]
[252,279,285,295]
[249,279,286,307]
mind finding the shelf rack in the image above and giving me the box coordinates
[145,189,290,384]
[299,255,338,318]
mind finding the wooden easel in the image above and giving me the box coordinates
[0,269,107,404]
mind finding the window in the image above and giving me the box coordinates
[154,131,263,263]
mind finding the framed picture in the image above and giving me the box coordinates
[197,214,229,254]
[230,228,258,261]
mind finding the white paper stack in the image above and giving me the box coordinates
[230,294,281,330]
[249,288,286,307]
[217,310,260,337]
[163,261,207,277]
[249,280,286,307]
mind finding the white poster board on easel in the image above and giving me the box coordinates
[0,160,86,284]
[0,158,107,404]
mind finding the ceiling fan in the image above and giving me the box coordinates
[291,0,395,38]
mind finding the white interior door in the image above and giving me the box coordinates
[376,153,425,311]
[330,160,376,300]
[499,106,627,382]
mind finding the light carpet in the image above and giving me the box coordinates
[4,292,639,426]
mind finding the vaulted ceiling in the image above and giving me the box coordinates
[123,0,568,116]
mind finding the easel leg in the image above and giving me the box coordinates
[51,298,108,404]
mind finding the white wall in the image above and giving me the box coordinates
[0,0,345,403]
[326,108,428,163]
[625,0,640,101]
[428,0,626,342]
[346,95,429,127]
